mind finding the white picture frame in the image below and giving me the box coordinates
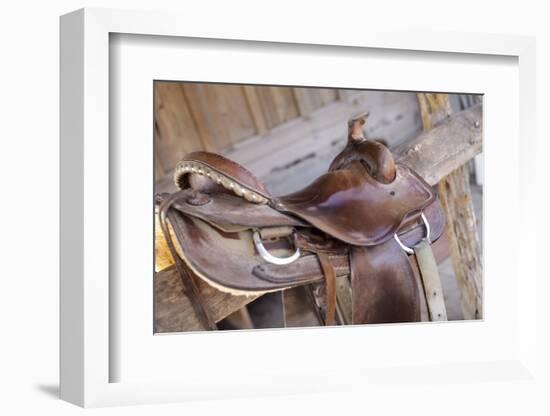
[60,8,538,408]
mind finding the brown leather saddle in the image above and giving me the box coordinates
[157,115,445,330]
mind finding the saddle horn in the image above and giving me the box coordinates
[330,113,396,183]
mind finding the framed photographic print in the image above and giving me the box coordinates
[60,7,538,408]
[152,81,482,333]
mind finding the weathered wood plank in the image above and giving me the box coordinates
[293,88,338,119]
[154,82,205,171]
[202,84,257,148]
[180,84,217,152]
[438,164,483,319]
[318,88,338,106]
[417,93,451,130]
[255,86,299,129]
[154,265,260,333]
[292,88,315,119]
[243,86,268,136]
[395,103,482,186]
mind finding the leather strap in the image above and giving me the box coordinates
[158,194,218,330]
[351,238,420,324]
[316,252,337,326]
[414,240,447,321]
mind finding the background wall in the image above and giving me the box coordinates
[154,82,478,192]
[154,85,423,184]
[0,1,548,415]
[154,83,341,178]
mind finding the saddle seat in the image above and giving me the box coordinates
[174,148,439,247]
[277,159,435,246]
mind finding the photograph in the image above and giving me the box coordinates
[153,82,483,332]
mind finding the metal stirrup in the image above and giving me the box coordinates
[394,212,431,254]
[253,230,300,265]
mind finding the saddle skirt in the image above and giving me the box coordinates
[158,134,445,327]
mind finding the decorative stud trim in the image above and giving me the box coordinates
[174,161,268,204]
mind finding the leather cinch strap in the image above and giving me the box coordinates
[414,240,447,321]
[158,194,218,330]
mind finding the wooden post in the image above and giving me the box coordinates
[416,93,483,320]
[438,164,483,319]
